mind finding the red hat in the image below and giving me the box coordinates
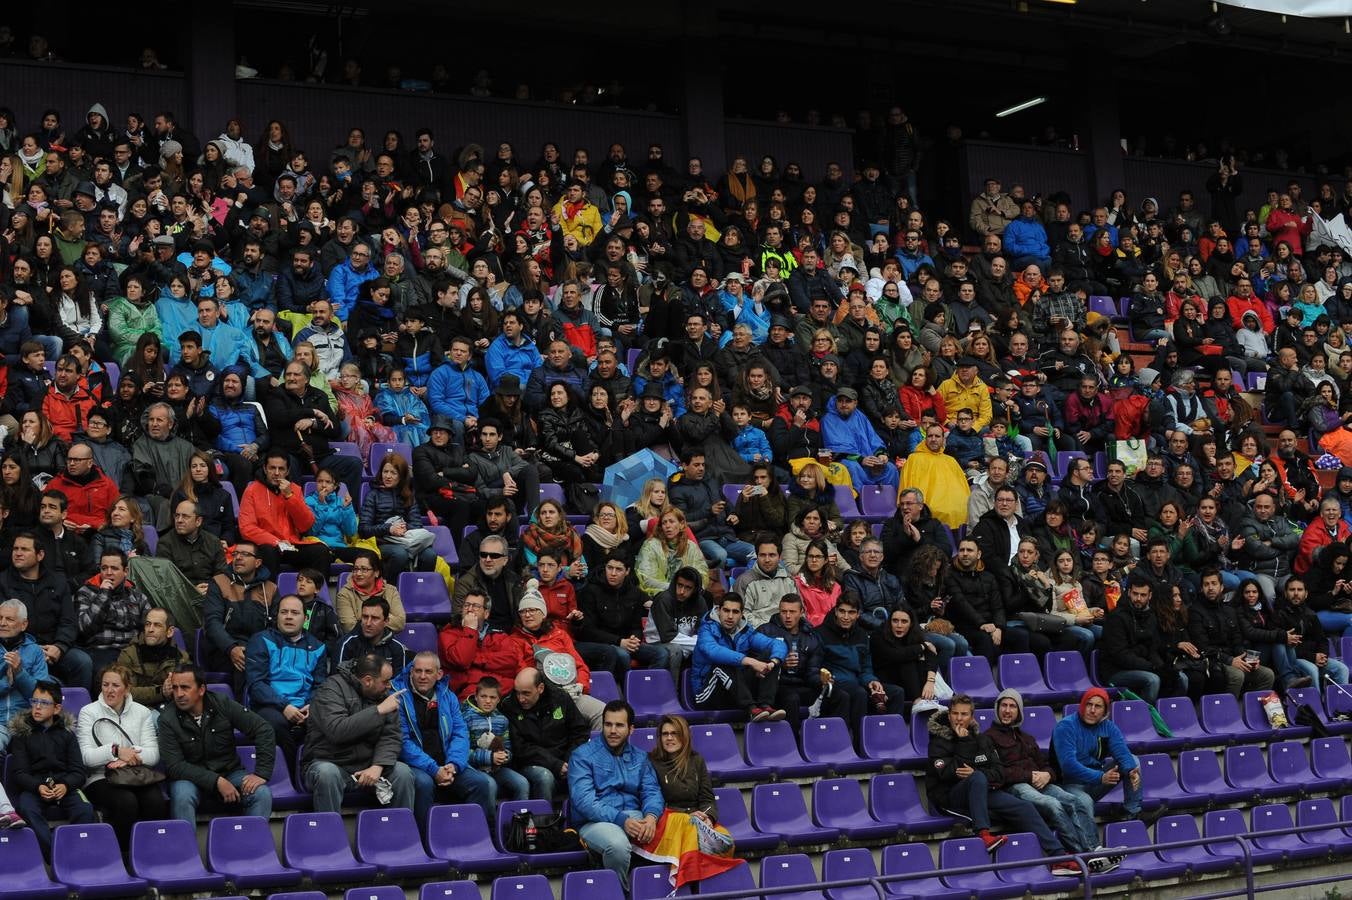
[848,282,867,295]
[1079,687,1111,718]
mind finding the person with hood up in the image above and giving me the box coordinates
[644,566,711,682]
[898,424,972,529]
[692,593,787,721]
[822,387,901,490]
[987,688,1122,877]
[392,650,496,823]
[1052,686,1159,826]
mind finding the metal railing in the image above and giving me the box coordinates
[689,819,1352,900]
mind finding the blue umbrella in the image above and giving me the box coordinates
[603,449,677,510]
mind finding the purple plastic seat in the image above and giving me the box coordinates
[1251,803,1331,861]
[0,828,68,900]
[429,525,458,567]
[746,720,829,777]
[996,653,1063,704]
[1294,689,1352,737]
[822,847,881,900]
[947,656,998,702]
[329,441,363,463]
[1178,750,1249,805]
[1199,692,1261,742]
[1044,651,1095,697]
[631,865,693,900]
[937,837,1023,898]
[752,783,840,845]
[427,803,519,872]
[1157,696,1215,747]
[1020,705,1056,748]
[909,709,933,758]
[858,485,898,519]
[627,669,696,723]
[270,893,328,900]
[491,875,554,900]
[1052,450,1088,479]
[715,786,782,851]
[240,744,310,809]
[207,816,303,890]
[397,571,454,622]
[868,773,956,834]
[1113,700,1184,752]
[1223,744,1286,798]
[1137,752,1194,808]
[561,869,626,900]
[811,778,896,840]
[630,727,658,754]
[1311,736,1352,789]
[1297,799,1352,854]
[588,670,621,704]
[59,686,91,720]
[1203,809,1281,866]
[833,484,864,520]
[1154,814,1234,875]
[1327,682,1352,725]
[495,800,588,866]
[880,842,968,900]
[1088,295,1120,319]
[994,832,1066,894]
[355,808,447,879]
[1102,820,1188,881]
[420,884,483,900]
[760,853,825,900]
[130,819,228,893]
[693,723,771,782]
[1244,690,1307,739]
[345,889,408,900]
[51,823,151,899]
[1271,740,1344,794]
[537,483,566,508]
[802,717,879,774]
[367,441,413,476]
[860,715,921,767]
[697,862,756,894]
[399,621,439,657]
[283,812,378,884]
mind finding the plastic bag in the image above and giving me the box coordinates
[1260,691,1288,728]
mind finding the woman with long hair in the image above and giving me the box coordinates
[538,381,601,483]
[636,508,709,596]
[902,543,970,669]
[897,364,946,435]
[88,496,150,561]
[8,409,66,478]
[52,266,103,356]
[1049,548,1100,653]
[1153,584,1205,700]
[583,383,620,469]
[521,498,585,579]
[785,462,843,535]
[781,506,845,576]
[0,453,39,528]
[627,478,673,542]
[583,500,634,570]
[636,714,740,890]
[731,464,788,543]
[871,607,940,707]
[333,363,397,458]
[125,333,166,395]
[359,454,437,581]
[170,450,237,544]
[794,537,842,626]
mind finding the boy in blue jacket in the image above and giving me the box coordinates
[691,593,787,721]
[730,402,773,465]
[460,676,529,802]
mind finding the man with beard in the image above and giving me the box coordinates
[241,307,292,388]
[116,607,189,709]
[207,371,267,496]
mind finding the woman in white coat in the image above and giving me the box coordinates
[77,664,168,846]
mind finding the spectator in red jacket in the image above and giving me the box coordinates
[239,449,332,575]
[44,443,118,532]
[1225,276,1273,332]
[1264,194,1311,257]
[41,355,97,443]
[439,589,521,699]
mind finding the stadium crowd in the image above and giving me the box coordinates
[0,93,1350,883]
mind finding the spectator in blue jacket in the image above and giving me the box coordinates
[427,337,490,442]
[461,676,529,803]
[230,239,276,310]
[194,296,250,372]
[485,309,544,387]
[393,651,496,823]
[692,594,787,721]
[729,403,773,465]
[244,595,328,765]
[0,598,50,751]
[1052,687,1159,826]
[524,339,590,412]
[817,593,905,736]
[207,370,267,495]
[325,241,378,320]
[821,388,901,489]
[894,229,935,282]
[1004,200,1052,271]
[568,700,666,881]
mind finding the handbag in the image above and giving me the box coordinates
[1113,439,1147,477]
[1019,612,1068,635]
[90,717,165,787]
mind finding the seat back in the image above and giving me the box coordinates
[52,822,135,884]
[868,773,927,825]
[1138,752,1180,797]
[1270,741,1314,782]
[859,714,911,763]
[1158,696,1204,735]
[626,669,681,721]
[1312,736,1352,778]
[1223,744,1270,787]
[284,811,361,867]
[801,717,858,762]
[561,870,626,900]
[397,571,453,621]
[419,883,482,900]
[131,818,211,878]
[426,804,498,858]
[356,807,424,861]
[832,484,863,519]
[368,442,413,476]
[880,842,939,885]
[588,670,621,704]
[1021,705,1056,747]
[630,727,658,754]
[0,826,61,894]
[858,485,898,518]
[345,888,406,900]
[1200,693,1247,737]
[398,622,438,656]
[60,686,91,720]
[948,656,997,699]
[490,875,554,900]
[997,653,1049,694]
[811,778,868,824]
[752,783,812,830]
[632,865,691,900]
[761,853,823,900]
[745,720,810,769]
[1251,803,1296,834]
[697,863,756,894]
[692,723,745,769]
[1111,700,1157,744]
[1044,651,1093,693]
[714,787,755,834]
[1178,750,1226,792]
[207,815,287,871]
[1203,809,1246,842]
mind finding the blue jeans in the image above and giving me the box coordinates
[1220,569,1259,592]
[519,764,558,801]
[412,763,497,825]
[1065,769,1145,818]
[169,770,273,822]
[1109,670,1161,705]
[1316,611,1352,636]
[942,771,1065,853]
[924,630,970,671]
[1006,781,1099,853]
[699,538,754,569]
[1061,625,1098,655]
[1293,655,1350,686]
[52,647,93,693]
[578,808,641,880]
[304,759,416,814]
[1265,645,1301,687]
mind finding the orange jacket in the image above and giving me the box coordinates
[41,385,97,442]
[45,468,120,530]
[239,480,317,547]
[511,621,592,692]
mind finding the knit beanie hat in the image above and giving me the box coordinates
[518,579,547,615]
[1078,687,1112,719]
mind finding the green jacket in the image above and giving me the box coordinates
[106,296,163,364]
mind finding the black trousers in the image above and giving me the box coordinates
[84,778,168,848]
[257,541,334,579]
[694,664,781,712]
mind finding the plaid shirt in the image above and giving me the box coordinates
[75,579,154,652]
[1032,290,1087,344]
